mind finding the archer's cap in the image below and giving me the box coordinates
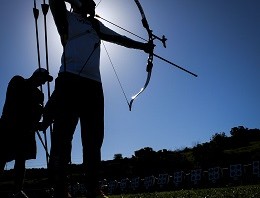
[33,68,53,82]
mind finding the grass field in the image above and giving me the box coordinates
[0,184,259,197]
[107,184,260,198]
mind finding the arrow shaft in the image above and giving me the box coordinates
[153,53,198,77]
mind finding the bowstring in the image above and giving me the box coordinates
[95,1,131,108]
[101,41,130,108]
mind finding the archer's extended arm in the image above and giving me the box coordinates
[49,0,69,45]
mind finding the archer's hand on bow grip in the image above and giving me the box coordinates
[143,40,155,54]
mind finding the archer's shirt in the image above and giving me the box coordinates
[60,11,129,82]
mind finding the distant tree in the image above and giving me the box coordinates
[113,153,123,160]
[133,147,159,176]
[210,132,226,141]
[230,126,248,136]
[248,128,260,141]
[134,147,155,159]
[210,132,228,149]
[230,126,249,147]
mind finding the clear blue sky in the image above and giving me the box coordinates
[1,0,259,169]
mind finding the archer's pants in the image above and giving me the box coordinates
[48,72,104,196]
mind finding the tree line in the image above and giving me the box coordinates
[88,126,260,179]
[1,126,260,183]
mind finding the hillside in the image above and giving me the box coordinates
[1,126,260,196]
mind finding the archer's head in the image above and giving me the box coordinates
[74,0,96,18]
[30,68,53,87]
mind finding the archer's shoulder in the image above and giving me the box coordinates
[11,75,25,81]
[9,75,25,86]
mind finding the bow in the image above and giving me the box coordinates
[129,0,167,111]
[96,0,197,111]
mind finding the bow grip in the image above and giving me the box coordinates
[146,59,153,72]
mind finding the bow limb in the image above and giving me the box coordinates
[129,0,154,111]
[134,0,152,35]
[129,64,152,111]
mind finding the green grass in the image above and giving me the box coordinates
[107,184,260,198]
